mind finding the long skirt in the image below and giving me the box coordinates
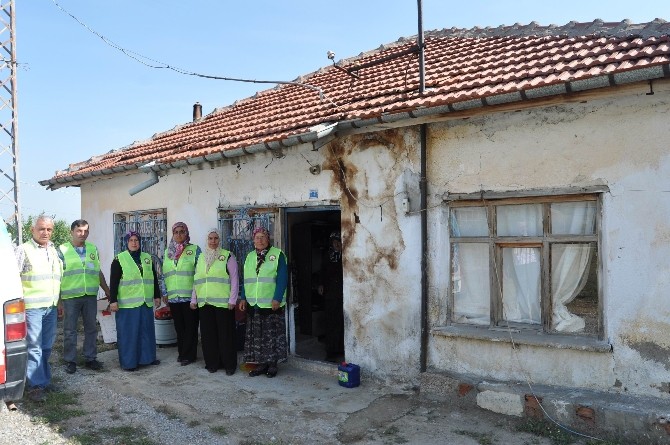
[200,304,237,372]
[243,306,287,365]
[116,305,156,370]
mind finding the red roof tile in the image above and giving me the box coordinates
[42,19,670,187]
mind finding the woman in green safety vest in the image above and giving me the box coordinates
[162,222,201,366]
[108,231,161,371]
[190,228,239,375]
[239,226,288,378]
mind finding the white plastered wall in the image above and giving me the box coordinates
[426,80,670,397]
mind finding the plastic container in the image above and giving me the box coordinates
[337,362,360,388]
[154,318,177,345]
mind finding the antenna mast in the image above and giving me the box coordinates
[0,0,21,242]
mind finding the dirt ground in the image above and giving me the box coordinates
[6,341,573,445]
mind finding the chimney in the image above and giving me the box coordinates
[193,102,202,122]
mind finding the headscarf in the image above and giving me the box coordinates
[328,231,342,263]
[205,228,221,272]
[168,222,190,260]
[252,226,271,274]
[125,231,142,264]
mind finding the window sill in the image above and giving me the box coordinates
[431,325,612,353]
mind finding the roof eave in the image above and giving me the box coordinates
[40,63,670,190]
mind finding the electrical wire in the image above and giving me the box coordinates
[49,0,341,109]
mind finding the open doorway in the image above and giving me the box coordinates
[286,207,342,362]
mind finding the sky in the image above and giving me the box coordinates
[4,0,668,223]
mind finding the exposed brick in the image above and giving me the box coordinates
[576,406,595,424]
[524,394,543,419]
[458,383,474,397]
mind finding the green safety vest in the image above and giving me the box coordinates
[59,241,101,299]
[194,249,232,308]
[20,242,62,309]
[117,251,155,309]
[243,246,285,309]
[162,245,198,300]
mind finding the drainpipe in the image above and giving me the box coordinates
[128,171,159,196]
[417,0,428,373]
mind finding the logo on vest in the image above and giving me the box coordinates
[89,253,96,260]
[218,255,226,261]
[269,254,276,261]
[143,258,151,264]
[186,250,194,255]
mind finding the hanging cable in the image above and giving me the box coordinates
[49,0,341,108]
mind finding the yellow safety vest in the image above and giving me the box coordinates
[162,245,198,300]
[243,246,285,309]
[194,249,232,308]
[117,251,155,309]
[20,242,61,309]
[59,241,101,299]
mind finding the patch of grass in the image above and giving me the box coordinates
[516,419,575,445]
[210,425,228,436]
[187,420,201,427]
[23,389,86,423]
[71,432,101,445]
[453,429,493,445]
[99,426,157,445]
[155,404,180,420]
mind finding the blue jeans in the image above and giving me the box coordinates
[62,295,98,363]
[25,306,58,389]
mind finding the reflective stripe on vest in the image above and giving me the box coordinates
[194,249,232,308]
[117,251,155,309]
[21,242,61,309]
[162,246,197,300]
[59,241,101,299]
[243,246,285,308]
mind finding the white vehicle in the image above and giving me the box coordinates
[0,217,26,401]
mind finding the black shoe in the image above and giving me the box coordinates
[225,369,235,376]
[180,359,194,366]
[266,366,278,378]
[206,367,217,373]
[249,365,268,377]
[124,367,137,372]
[150,360,161,366]
[85,359,103,371]
[65,362,76,374]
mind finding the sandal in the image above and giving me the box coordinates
[249,365,268,377]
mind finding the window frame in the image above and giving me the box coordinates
[447,192,603,339]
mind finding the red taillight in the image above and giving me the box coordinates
[4,299,26,342]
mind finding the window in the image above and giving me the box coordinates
[218,207,276,271]
[113,209,168,273]
[449,194,600,336]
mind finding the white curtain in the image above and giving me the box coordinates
[498,204,542,324]
[550,201,596,332]
[452,243,490,325]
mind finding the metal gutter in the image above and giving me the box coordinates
[39,64,670,190]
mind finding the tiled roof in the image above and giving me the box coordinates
[41,19,670,188]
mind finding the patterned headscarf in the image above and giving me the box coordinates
[168,222,190,260]
[252,226,271,274]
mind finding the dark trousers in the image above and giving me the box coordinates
[200,304,237,372]
[169,302,199,361]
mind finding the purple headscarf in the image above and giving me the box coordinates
[168,222,190,260]
[125,231,142,262]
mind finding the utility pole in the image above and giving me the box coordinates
[0,0,21,243]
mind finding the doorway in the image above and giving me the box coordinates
[286,207,342,362]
